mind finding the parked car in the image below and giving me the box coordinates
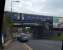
[17,33,30,42]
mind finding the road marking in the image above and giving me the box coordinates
[22,43,33,50]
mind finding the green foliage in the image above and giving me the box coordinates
[22,28,26,32]
[22,27,32,33]
[5,16,13,27]
[27,28,32,33]
[49,33,63,40]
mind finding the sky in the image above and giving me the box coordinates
[4,0,63,17]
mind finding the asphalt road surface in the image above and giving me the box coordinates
[26,40,62,50]
[5,40,62,50]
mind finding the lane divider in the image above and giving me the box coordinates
[22,43,33,50]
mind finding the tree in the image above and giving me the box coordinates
[5,16,13,27]
[2,16,14,43]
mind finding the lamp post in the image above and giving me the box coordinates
[11,0,20,12]
[11,0,12,15]
[11,0,20,20]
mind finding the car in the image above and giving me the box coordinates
[17,33,30,42]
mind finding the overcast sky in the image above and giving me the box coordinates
[4,0,63,16]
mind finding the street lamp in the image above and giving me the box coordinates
[11,0,12,18]
[11,0,20,17]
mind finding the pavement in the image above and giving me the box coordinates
[4,40,13,48]
[4,40,62,50]
[4,40,32,50]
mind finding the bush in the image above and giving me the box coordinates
[5,16,13,27]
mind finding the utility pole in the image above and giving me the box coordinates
[0,0,5,50]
